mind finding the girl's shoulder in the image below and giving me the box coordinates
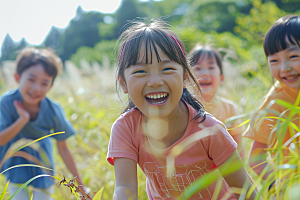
[118,107,141,120]
[216,96,237,107]
[259,82,293,110]
[189,112,231,143]
[113,107,141,128]
[185,101,224,128]
[201,112,225,127]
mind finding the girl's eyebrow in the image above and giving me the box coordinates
[160,60,174,65]
[43,79,50,83]
[287,46,300,51]
[135,59,173,65]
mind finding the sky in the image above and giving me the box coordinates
[0,0,122,52]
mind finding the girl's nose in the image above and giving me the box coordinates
[281,62,292,72]
[147,74,164,87]
[199,68,209,77]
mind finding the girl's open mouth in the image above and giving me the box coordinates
[200,82,212,87]
[283,74,300,82]
[145,92,169,105]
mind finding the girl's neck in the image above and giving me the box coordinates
[280,82,300,99]
[143,101,189,149]
[202,93,216,104]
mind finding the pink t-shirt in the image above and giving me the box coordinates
[107,103,237,200]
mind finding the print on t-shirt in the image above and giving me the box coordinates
[144,161,211,199]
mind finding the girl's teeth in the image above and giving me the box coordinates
[146,93,167,99]
[285,75,299,80]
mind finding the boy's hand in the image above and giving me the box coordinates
[13,100,30,121]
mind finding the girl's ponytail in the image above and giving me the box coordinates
[181,88,206,122]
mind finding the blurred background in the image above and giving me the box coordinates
[1,0,300,199]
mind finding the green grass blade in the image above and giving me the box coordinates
[93,187,104,200]
[275,99,294,109]
[294,89,300,107]
[7,174,51,200]
[182,159,243,199]
[0,164,54,175]
[227,119,250,131]
[0,180,10,200]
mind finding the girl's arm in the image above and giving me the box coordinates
[0,100,29,146]
[249,140,273,180]
[219,150,257,200]
[57,140,85,191]
[114,158,138,200]
[231,133,246,160]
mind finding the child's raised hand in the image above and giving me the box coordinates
[13,100,30,121]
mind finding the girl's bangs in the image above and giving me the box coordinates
[122,30,185,68]
[264,17,300,56]
[190,50,214,66]
[264,34,300,56]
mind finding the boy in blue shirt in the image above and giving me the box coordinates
[0,47,85,200]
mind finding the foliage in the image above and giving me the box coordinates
[60,7,104,62]
[1,0,300,199]
[0,34,28,64]
[179,0,248,33]
[2,0,300,66]
[70,40,116,68]
[234,0,287,45]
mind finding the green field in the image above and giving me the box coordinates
[0,58,288,200]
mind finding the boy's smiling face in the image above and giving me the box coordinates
[15,64,53,107]
[268,46,300,92]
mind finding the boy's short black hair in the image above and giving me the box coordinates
[15,47,63,83]
[189,45,223,75]
[264,15,300,57]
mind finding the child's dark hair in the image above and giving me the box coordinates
[15,47,63,83]
[189,44,223,75]
[116,19,205,121]
[264,15,300,57]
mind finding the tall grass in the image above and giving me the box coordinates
[0,58,299,199]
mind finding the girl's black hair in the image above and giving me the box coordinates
[264,15,300,57]
[116,19,206,121]
[189,44,223,75]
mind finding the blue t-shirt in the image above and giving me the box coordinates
[0,88,76,188]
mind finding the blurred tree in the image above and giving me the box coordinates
[179,0,251,33]
[60,6,103,62]
[114,0,141,36]
[98,16,116,40]
[43,26,64,55]
[266,0,300,12]
[234,0,287,45]
[70,40,116,68]
[17,38,27,50]
[138,0,188,23]
[0,34,16,63]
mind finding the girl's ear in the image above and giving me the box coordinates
[220,74,224,84]
[14,73,20,83]
[119,78,128,93]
